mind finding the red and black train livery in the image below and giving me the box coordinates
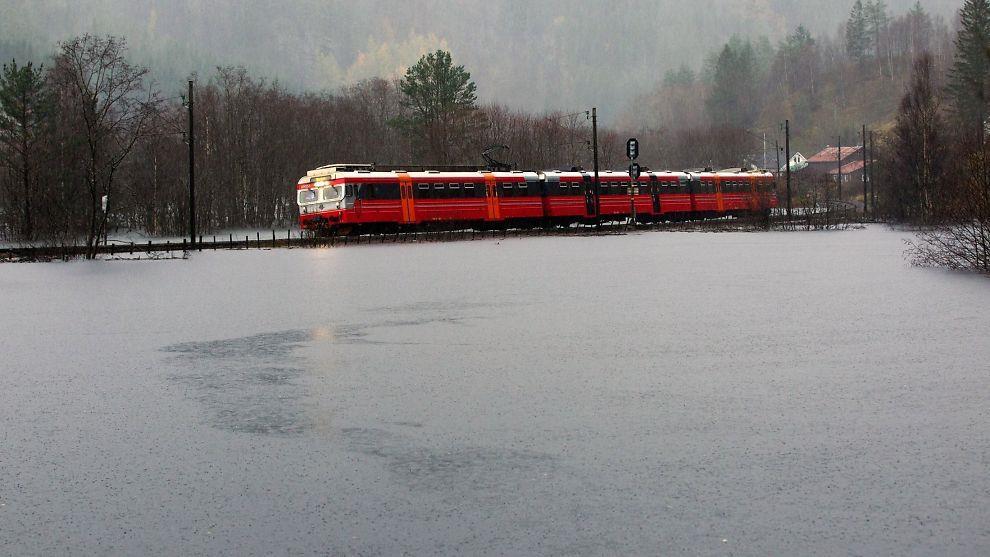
[296,164,778,233]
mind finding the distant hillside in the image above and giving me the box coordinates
[0,0,963,118]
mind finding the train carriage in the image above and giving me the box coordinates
[296,164,778,234]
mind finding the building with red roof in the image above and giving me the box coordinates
[799,145,870,197]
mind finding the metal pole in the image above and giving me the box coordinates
[785,120,792,220]
[862,124,868,219]
[188,79,196,249]
[592,107,600,221]
[630,180,636,227]
[775,140,781,191]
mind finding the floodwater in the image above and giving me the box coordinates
[2,227,989,555]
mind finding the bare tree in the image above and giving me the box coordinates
[50,35,159,257]
[908,146,990,273]
[884,53,945,223]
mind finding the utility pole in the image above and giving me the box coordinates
[775,139,781,192]
[763,131,767,169]
[837,136,842,201]
[785,120,792,220]
[862,124,868,219]
[188,79,196,248]
[591,107,600,220]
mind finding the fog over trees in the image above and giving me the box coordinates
[0,0,961,116]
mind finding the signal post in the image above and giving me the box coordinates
[627,138,640,228]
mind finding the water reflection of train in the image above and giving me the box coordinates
[296,164,778,234]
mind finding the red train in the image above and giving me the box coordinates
[296,164,778,233]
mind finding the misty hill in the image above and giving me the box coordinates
[0,0,962,118]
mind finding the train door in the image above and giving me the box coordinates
[715,176,725,213]
[583,174,596,217]
[484,173,501,221]
[688,176,699,214]
[398,172,416,224]
[748,175,759,210]
[540,173,554,219]
[650,175,660,215]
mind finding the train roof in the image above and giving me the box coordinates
[299,164,773,184]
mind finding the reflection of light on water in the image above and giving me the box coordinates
[310,326,336,343]
[302,326,344,436]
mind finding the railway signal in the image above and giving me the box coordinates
[626,137,639,161]
[629,163,641,181]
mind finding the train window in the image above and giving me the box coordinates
[386,183,401,199]
[417,183,430,199]
[299,189,317,204]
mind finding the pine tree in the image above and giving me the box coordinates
[706,41,760,129]
[948,0,990,140]
[907,2,934,57]
[663,64,695,87]
[395,50,478,164]
[865,0,890,75]
[0,59,53,240]
[846,1,868,63]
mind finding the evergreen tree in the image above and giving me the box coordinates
[846,1,868,63]
[948,0,990,140]
[865,0,890,74]
[663,64,695,88]
[907,2,934,57]
[0,59,53,240]
[705,40,761,129]
[395,50,478,163]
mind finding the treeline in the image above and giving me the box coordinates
[625,1,954,169]
[0,37,616,254]
[881,0,990,273]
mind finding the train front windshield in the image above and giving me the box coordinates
[321,184,344,201]
[299,183,345,205]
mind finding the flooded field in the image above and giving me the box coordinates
[2,226,989,555]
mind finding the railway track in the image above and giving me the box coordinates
[0,218,812,261]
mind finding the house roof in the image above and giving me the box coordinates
[806,146,862,163]
[827,160,868,175]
